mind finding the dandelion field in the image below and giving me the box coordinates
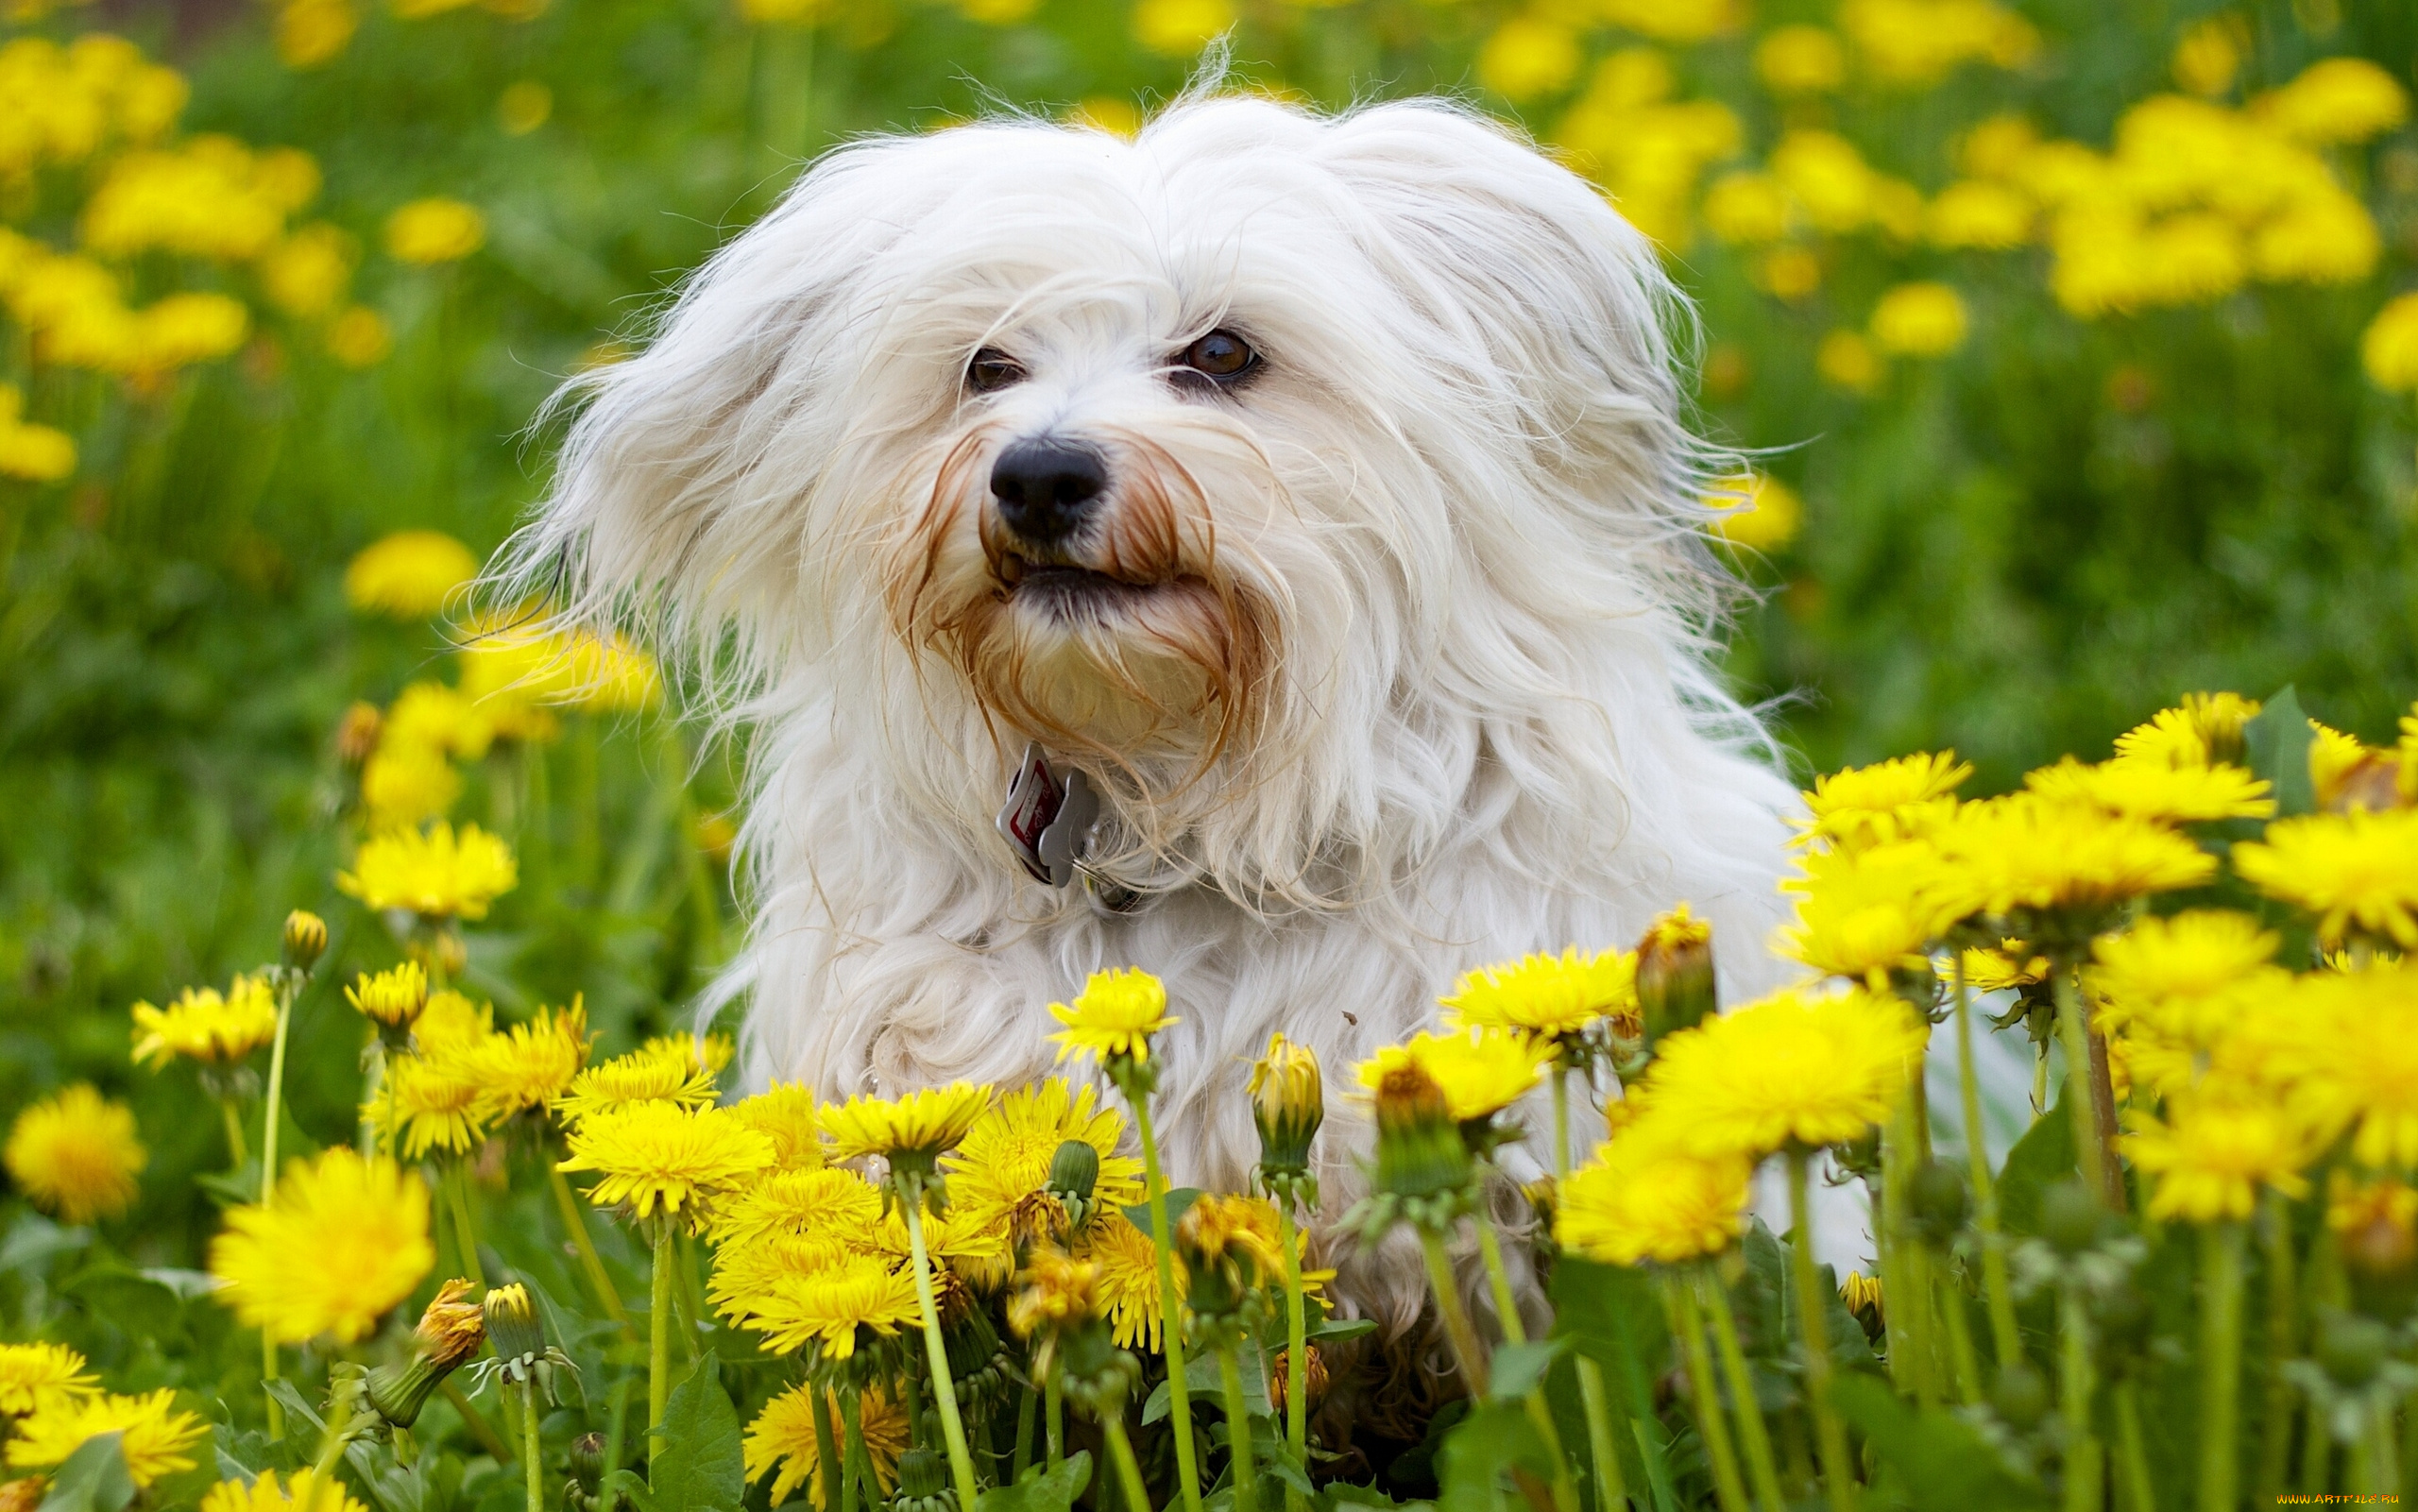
[7,0,2418,1509]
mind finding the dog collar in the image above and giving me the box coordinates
[996,744,1143,912]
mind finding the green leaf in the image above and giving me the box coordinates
[1997,1088,2078,1238]
[1547,1257,1674,1507]
[1320,1482,1421,1511]
[1143,1341,1271,1423]
[1120,1188,1204,1239]
[603,1469,656,1512]
[2243,686,2315,818]
[1303,1317,1376,1344]
[975,1452,1092,1512]
[1831,1375,2051,1509]
[1435,1402,1552,1512]
[647,1352,742,1512]
[1488,1339,1567,1402]
[37,1431,134,1512]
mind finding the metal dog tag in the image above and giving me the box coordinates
[996,742,1099,888]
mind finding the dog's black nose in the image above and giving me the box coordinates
[990,439,1106,545]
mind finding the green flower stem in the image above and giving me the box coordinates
[1663,1274,1750,1512]
[1102,1415,1155,1512]
[1045,1377,1064,1469]
[1416,1228,1490,1396]
[443,1379,515,1461]
[2052,970,2112,1209]
[2359,1398,2402,1494]
[2058,1280,2100,1512]
[2255,1190,2298,1502]
[517,1378,542,1512]
[2197,1221,2245,1512]
[1785,1147,1858,1512]
[219,1097,249,1168]
[649,1219,674,1437]
[1934,1259,1983,1406]
[1129,1086,1205,1512]
[1575,1359,1629,1512]
[300,1387,358,1512]
[1879,1082,1930,1405]
[2112,1379,2156,1512]
[1012,1376,1035,1482]
[2300,1224,2345,1492]
[260,984,296,1441]
[812,1385,844,1512]
[839,1386,863,1512]
[1696,1267,1784,1512]
[1218,1347,1258,1512]
[547,1163,635,1336]
[1276,1201,1309,1512]
[901,1196,982,1512]
[1553,1066,1572,1179]
[1953,967,2024,1372]
[1473,1215,1580,1512]
[448,1162,488,1288]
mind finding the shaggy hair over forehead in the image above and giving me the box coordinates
[505,88,1811,1334]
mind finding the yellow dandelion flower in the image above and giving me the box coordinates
[5,1085,145,1225]
[2024,756,2273,824]
[7,1389,204,1488]
[552,1041,719,1127]
[712,1167,884,1249]
[2122,1094,2313,1224]
[343,530,477,619]
[2364,293,2418,395]
[2280,963,2418,1167]
[199,1469,368,1512]
[642,1031,735,1079]
[1796,751,1972,852]
[1637,985,1926,1160]
[819,1082,993,1165]
[2328,1171,2417,1253]
[336,823,518,921]
[1951,940,2049,993]
[208,1147,433,1344]
[2312,722,2390,810]
[2235,808,2418,950]
[410,990,492,1055]
[2086,910,2285,1045]
[129,976,279,1068]
[1073,1209,1167,1351]
[1007,1248,1102,1340]
[1779,840,1970,983]
[1047,967,1178,1067]
[727,1082,824,1170]
[1439,946,1639,1045]
[1754,25,1846,94]
[472,1000,590,1121]
[1869,281,1968,357]
[558,1102,774,1224]
[1354,1028,1552,1127]
[1933,793,2217,926]
[730,1251,920,1358]
[1840,1270,1884,1332]
[745,1385,908,1509]
[360,739,460,829]
[1705,472,1801,552]
[1555,1122,1750,1265]
[345,961,428,1028]
[0,1344,96,1415]
[939,1079,1143,1240]
[869,1202,1013,1287]
[384,198,485,263]
[369,1048,493,1158]
[383,682,495,762]
[2255,57,2409,146]
[2112,692,2261,769]
[709,1231,863,1326]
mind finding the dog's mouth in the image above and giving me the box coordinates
[996,554,1162,603]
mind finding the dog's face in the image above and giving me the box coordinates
[532,94,1720,884]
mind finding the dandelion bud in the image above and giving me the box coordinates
[1636,906,1716,1048]
[1007,1249,1100,1341]
[0,1477,45,1512]
[1176,1194,1284,1334]
[1046,1138,1100,1228]
[1250,1033,1323,1209]
[1839,1271,1884,1342]
[1991,1362,2050,1430]
[484,1283,545,1368]
[365,1278,485,1428]
[281,910,329,973]
[2040,1179,2103,1256]
[569,1432,607,1493]
[1909,1161,1969,1247]
[347,961,429,1033]
[2315,1311,2390,1389]
[335,702,383,764]
[1268,1343,1327,1417]
[1365,1063,1473,1225]
[2331,1175,2417,1280]
[888,1445,953,1512]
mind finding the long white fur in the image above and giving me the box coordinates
[510,91,1803,1335]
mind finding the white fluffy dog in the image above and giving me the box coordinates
[516,89,1798,1340]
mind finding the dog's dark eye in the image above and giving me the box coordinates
[1179,330,1255,381]
[967,348,1026,394]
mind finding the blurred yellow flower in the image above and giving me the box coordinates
[727,1081,825,1170]
[2024,756,2274,824]
[7,1389,203,1488]
[1838,0,2038,87]
[209,1147,433,1343]
[1441,946,1638,1043]
[2362,294,2418,395]
[1636,985,1926,1159]
[0,384,76,483]
[1354,1028,1551,1126]
[346,961,428,1028]
[337,822,519,920]
[820,1081,992,1164]
[1598,0,1740,42]
[1048,967,1177,1066]
[2087,910,2286,1045]
[1556,1121,1749,1264]
[1753,25,1845,94]
[1478,18,1581,102]
[79,138,313,262]
[2283,965,2418,1166]
[1954,940,2049,993]
[2253,56,2409,146]
[1750,246,1822,302]
[200,1468,369,1512]
[384,681,498,761]
[1933,792,2217,923]
[1070,97,1142,139]
[1796,750,1971,852]
[559,1102,775,1223]
[384,197,485,263]
[327,305,393,366]
[1132,0,1232,57]
[1771,130,1876,233]
[5,1084,145,1224]
[2113,691,2262,768]
[1870,281,1968,356]
[2123,1093,2311,1223]
[0,1343,96,1416]
[469,1001,590,1120]
[1705,471,1799,551]
[1779,841,1969,984]
[745,1385,907,1509]
[497,80,552,135]
[2235,808,2418,949]
[1959,113,2040,178]
[344,530,478,618]
[1926,179,2033,248]
[1816,329,1882,394]
[2171,14,2246,98]
[1701,172,1790,245]
[361,739,461,828]
[130,976,279,1067]
[258,223,355,317]
[457,620,663,713]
